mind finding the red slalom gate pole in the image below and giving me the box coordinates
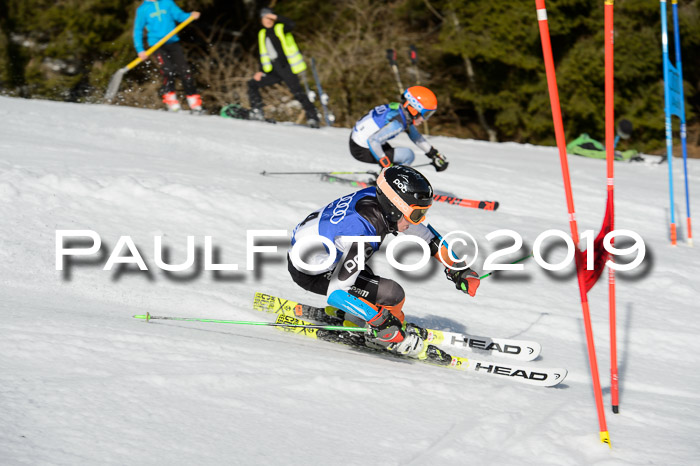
[604,0,620,415]
[535,0,611,446]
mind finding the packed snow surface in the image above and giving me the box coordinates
[1,96,699,465]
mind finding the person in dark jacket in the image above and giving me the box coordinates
[247,8,319,128]
[133,0,202,113]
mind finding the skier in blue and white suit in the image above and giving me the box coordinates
[349,86,449,171]
[288,166,481,362]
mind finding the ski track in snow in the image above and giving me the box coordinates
[0,96,699,465]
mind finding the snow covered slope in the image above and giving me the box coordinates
[1,96,699,465]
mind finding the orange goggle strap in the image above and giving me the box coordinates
[376,172,431,225]
[403,101,418,117]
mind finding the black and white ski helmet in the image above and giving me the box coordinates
[375,165,433,225]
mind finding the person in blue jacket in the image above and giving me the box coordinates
[133,0,202,113]
[350,86,448,171]
[288,165,480,362]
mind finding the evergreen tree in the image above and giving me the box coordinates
[0,0,697,154]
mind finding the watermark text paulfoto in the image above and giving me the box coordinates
[55,229,646,274]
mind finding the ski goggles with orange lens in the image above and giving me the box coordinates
[376,175,432,225]
[407,206,430,223]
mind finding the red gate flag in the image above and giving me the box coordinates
[581,198,612,293]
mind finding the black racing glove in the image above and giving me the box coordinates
[445,266,480,297]
[426,147,449,172]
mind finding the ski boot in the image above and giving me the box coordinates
[248,107,265,121]
[400,324,453,365]
[186,94,204,115]
[388,325,427,359]
[162,92,181,112]
[365,313,428,360]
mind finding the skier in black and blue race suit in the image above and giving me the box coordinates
[288,165,480,362]
[350,86,449,171]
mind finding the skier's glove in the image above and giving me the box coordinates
[426,147,449,172]
[445,266,480,297]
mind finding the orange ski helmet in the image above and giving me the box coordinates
[402,86,437,120]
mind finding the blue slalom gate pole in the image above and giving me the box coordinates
[660,0,678,245]
[671,0,693,246]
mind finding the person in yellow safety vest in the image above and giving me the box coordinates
[247,8,319,128]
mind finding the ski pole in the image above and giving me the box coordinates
[310,57,334,126]
[408,44,430,135]
[479,253,534,279]
[104,15,197,101]
[300,71,316,103]
[409,44,418,77]
[386,48,404,97]
[261,170,378,176]
[133,313,370,332]
[321,174,375,188]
